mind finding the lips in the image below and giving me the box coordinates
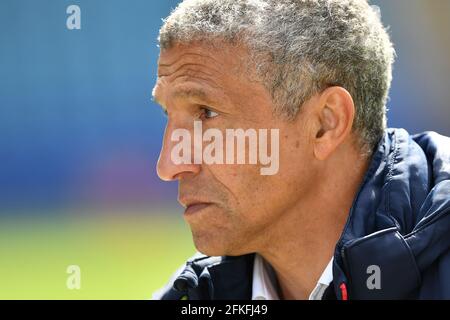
[184,202,212,215]
[179,194,214,216]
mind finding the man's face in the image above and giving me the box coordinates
[153,42,319,256]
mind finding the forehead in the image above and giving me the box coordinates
[153,42,253,100]
[152,42,277,123]
[157,42,247,77]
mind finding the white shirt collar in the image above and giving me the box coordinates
[252,254,280,300]
[251,254,334,300]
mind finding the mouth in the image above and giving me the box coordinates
[184,202,213,216]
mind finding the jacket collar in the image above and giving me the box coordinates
[173,129,450,300]
[332,129,450,299]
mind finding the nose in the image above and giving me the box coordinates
[157,121,200,181]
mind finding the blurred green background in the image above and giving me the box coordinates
[0,210,195,299]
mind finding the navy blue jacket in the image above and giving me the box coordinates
[158,128,450,300]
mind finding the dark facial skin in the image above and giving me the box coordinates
[153,41,369,299]
[153,42,317,256]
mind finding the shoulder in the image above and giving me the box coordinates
[151,252,255,300]
[151,252,222,300]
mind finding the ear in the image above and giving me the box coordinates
[313,86,355,160]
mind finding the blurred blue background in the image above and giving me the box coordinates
[0,0,180,211]
[0,0,449,298]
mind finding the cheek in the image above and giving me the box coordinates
[258,137,315,210]
[206,164,269,215]
[279,131,313,175]
[203,135,314,224]
[207,164,260,199]
[211,164,284,220]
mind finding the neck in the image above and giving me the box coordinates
[258,144,370,299]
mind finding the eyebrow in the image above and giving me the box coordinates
[152,87,215,107]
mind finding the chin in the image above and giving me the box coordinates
[192,232,248,257]
[192,236,227,257]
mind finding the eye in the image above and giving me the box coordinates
[201,107,219,120]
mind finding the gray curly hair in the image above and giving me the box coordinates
[158,0,395,154]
